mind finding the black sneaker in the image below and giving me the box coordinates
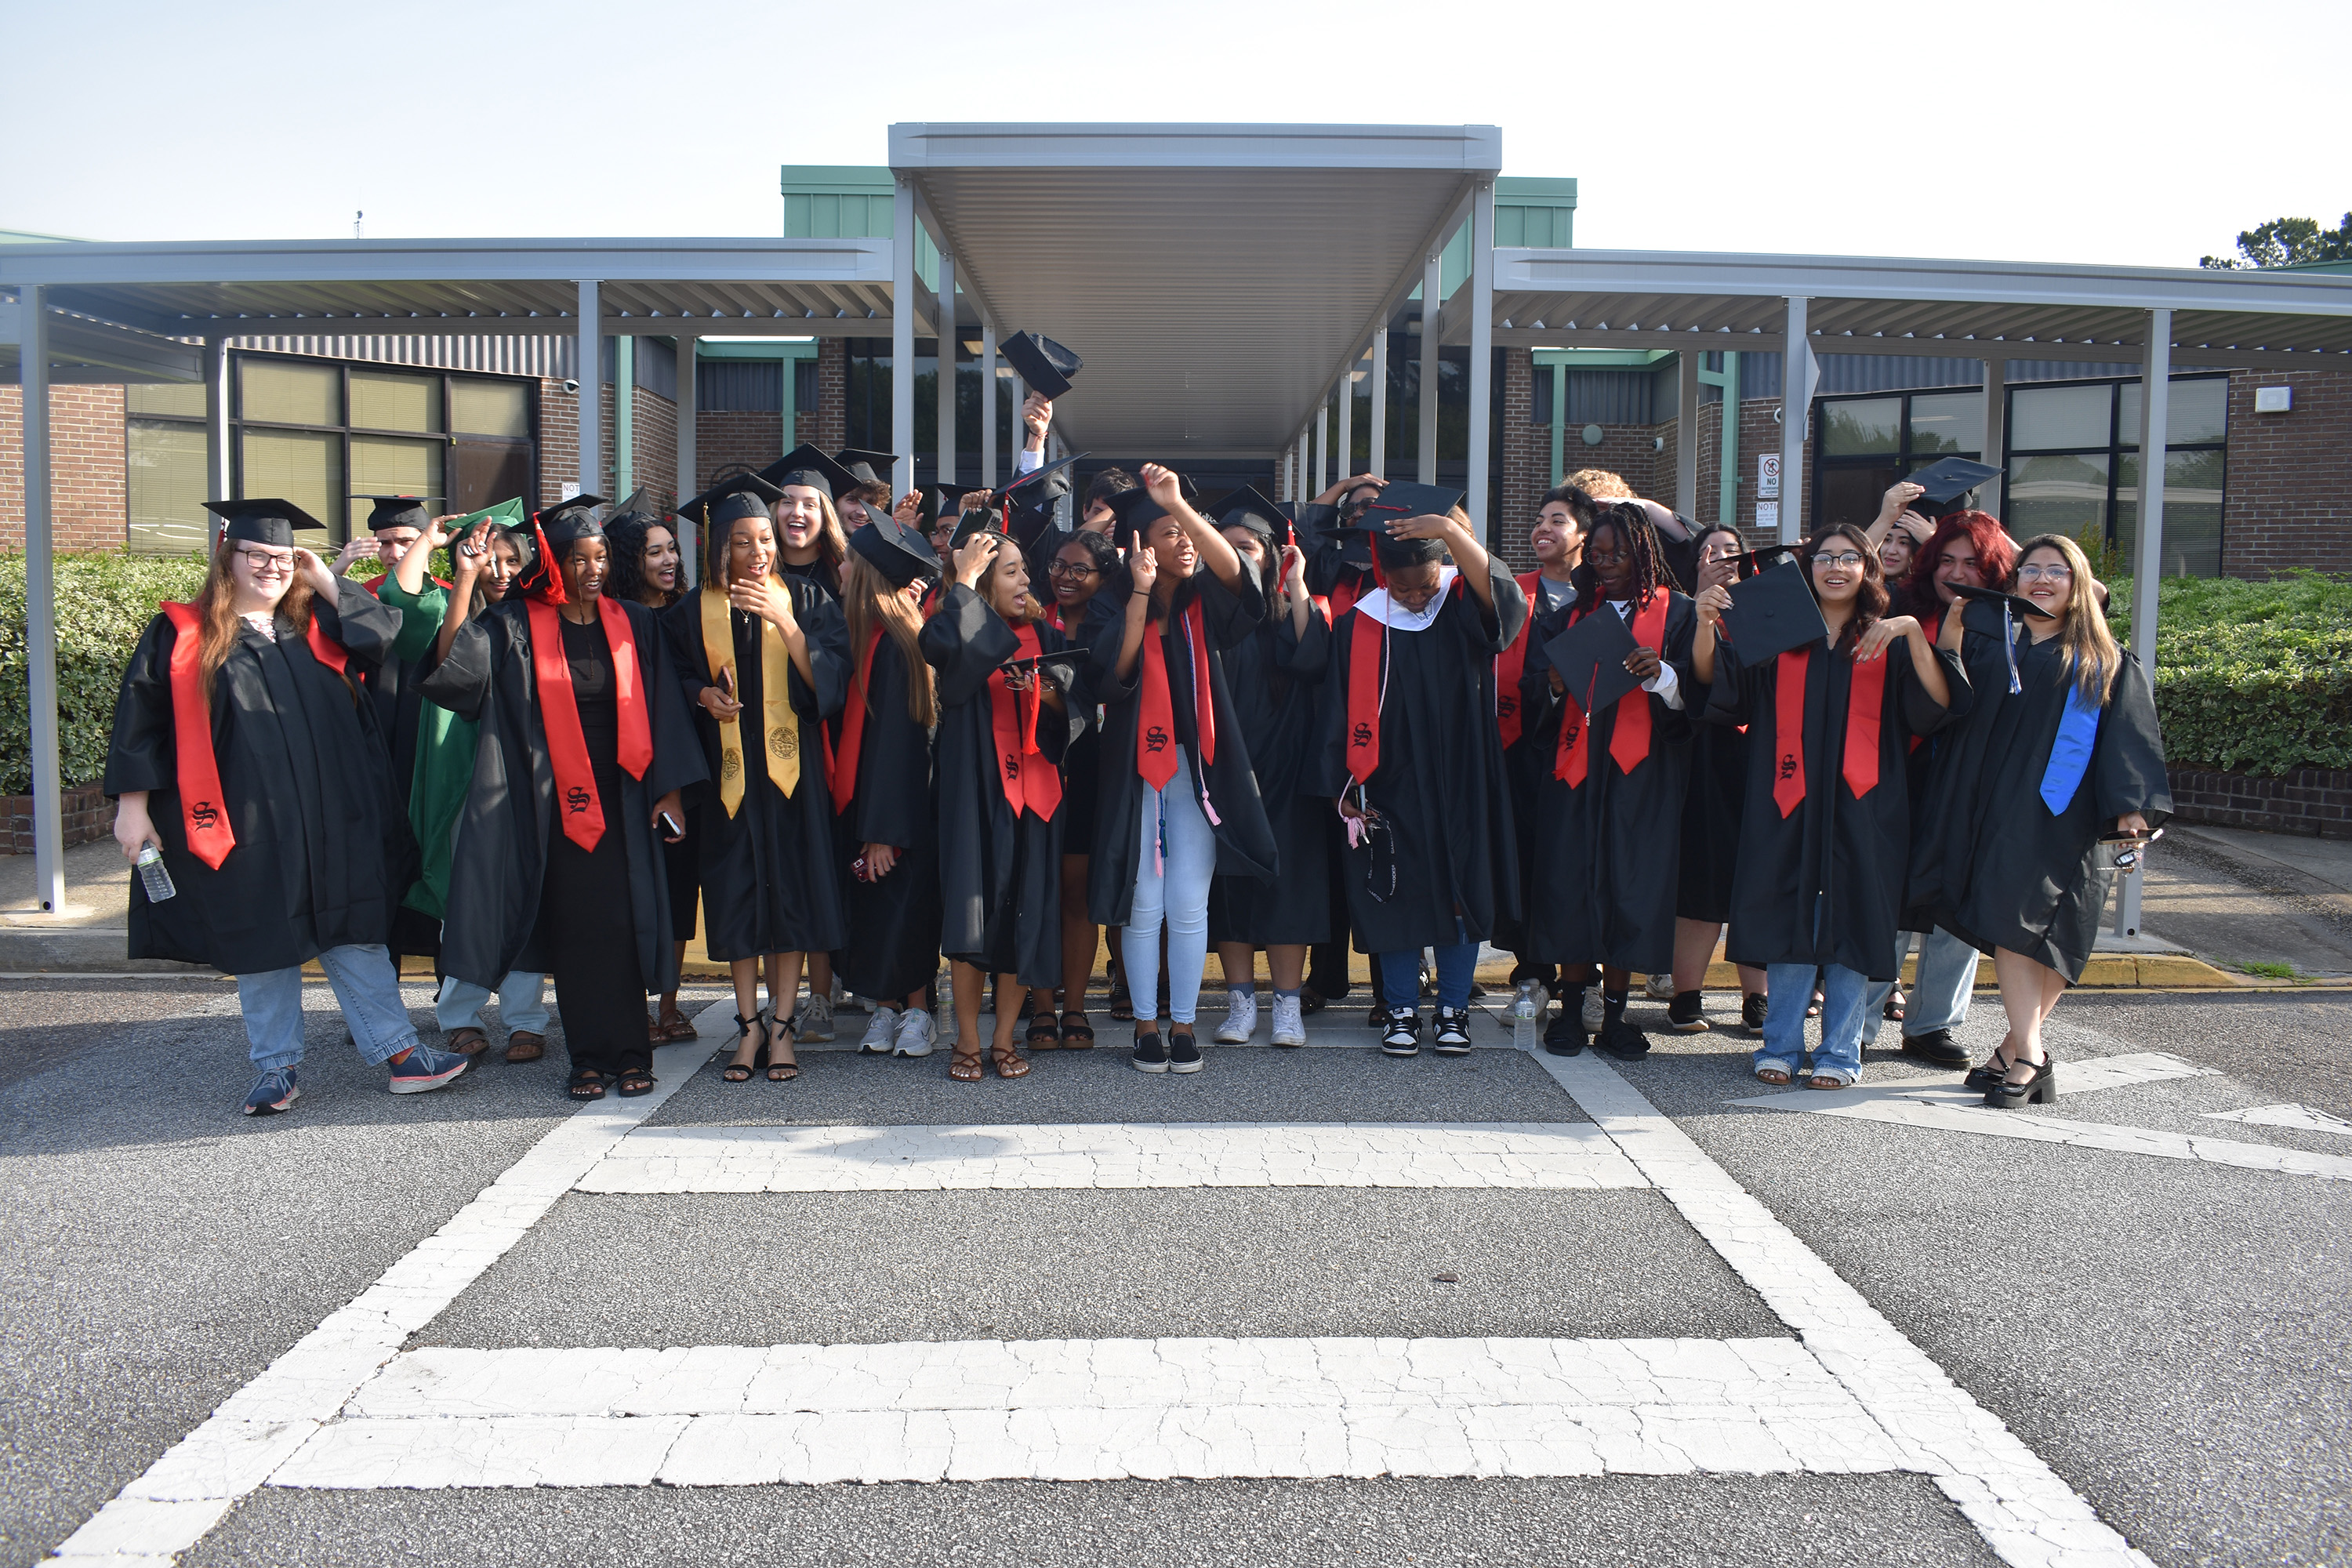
[1543,1012,1587,1057]
[1665,990,1708,1033]
[1131,1031,1169,1074]
[1380,1008,1421,1056]
[1599,1019,1652,1062]
[1900,1027,1970,1068]
[1168,1029,1203,1074]
[1432,1007,1472,1054]
[1740,992,1769,1034]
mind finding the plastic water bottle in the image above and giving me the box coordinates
[1510,979,1541,1051]
[136,845,176,902]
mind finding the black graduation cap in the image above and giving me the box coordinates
[1905,456,2002,511]
[948,505,1014,553]
[758,444,858,500]
[205,498,320,547]
[353,495,441,532]
[1950,582,2057,620]
[677,473,783,529]
[535,495,608,547]
[1007,497,1067,552]
[1216,485,1293,550]
[1732,543,1801,581]
[996,449,1085,506]
[1716,557,1830,662]
[848,516,942,587]
[834,448,898,489]
[1102,472,1204,547]
[923,484,985,528]
[1544,605,1646,717]
[999,332,1082,401]
[1355,482,1466,528]
[607,487,667,527]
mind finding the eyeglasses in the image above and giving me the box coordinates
[2017,563,2074,582]
[236,548,295,572]
[1813,551,1866,570]
[1048,560,1099,578]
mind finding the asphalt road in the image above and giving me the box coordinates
[2,975,2345,1568]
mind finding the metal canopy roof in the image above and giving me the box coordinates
[1475,248,2352,363]
[0,237,912,343]
[891,123,1501,457]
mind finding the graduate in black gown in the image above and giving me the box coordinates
[107,499,475,1115]
[921,514,1077,1082]
[1203,487,1330,1050]
[1041,528,1121,1051]
[1907,532,2169,1108]
[1298,474,1385,1014]
[1088,466,1275,1076]
[419,497,702,1100]
[661,474,850,1084]
[1518,503,1698,1061]
[1311,492,1528,1058]
[1668,525,1770,1033]
[1695,523,1965,1090]
[830,516,947,1060]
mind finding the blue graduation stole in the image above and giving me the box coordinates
[2039,684,2103,815]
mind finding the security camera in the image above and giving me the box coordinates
[561,377,581,394]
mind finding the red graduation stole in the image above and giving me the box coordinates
[991,622,1062,821]
[159,601,349,870]
[527,597,653,851]
[1494,570,1545,750]
[1344,602,1389,786]
[1770,643,1889,818]
[1329,573,1363,622]
[1553,590,1669,787]
[829,626,884,815]
[1137,598,1213,791]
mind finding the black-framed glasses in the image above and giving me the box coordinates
[235,547,296,572]
[1813,551,1867,569]
[1047,560,1098,578]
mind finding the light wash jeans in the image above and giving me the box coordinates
[434,971,550,1036]
[1381,920,1477,1012]
[1124,747,1218,1026]
[1864,927,1979,1038]
[236,942,419,1072]
[1757,961,1870,1085]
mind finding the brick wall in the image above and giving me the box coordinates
[808,340,847,452]
[536,377,578,507]
[2219,367,2352,578]
[2167,767,2351,840]
[0,385,131,550]
[0,782,111,855]
[692,411,784,494]
[602,385,679,512]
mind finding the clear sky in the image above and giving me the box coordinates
[5,0,2341,269]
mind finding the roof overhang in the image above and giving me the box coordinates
[891,122,1501,457]
[1474,247,2352,365]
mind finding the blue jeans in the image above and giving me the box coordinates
[1864,927,1980,1037]
[1124,747,1218,1026]
[434,971,550,1035]
[1381,923,1477,1012]
[236,943,420,1073]
[1757,961,1869,1084]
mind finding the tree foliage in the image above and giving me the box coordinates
[2200,213,2352,270]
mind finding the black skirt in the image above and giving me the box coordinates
[662,804,700,943]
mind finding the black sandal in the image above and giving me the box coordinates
[616,1068,655,1097]
[567,1068,608,1101]
[723,1013,762,1083]
[1059,1011,1096,1049]
[1027,1016,1062,1051]
[764,1011,799,1083]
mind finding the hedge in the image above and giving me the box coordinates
[5,552,2348,797]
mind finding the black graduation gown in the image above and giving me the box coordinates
[1491,572,1575,959]
[1517,593,1699,973]
[104,580,411,975]
[1207,601,1334,947]
[1085,565,1279,926]
[837,633,944,1001]
[1704,634,1968,982]
[922,586,1071,984]
[1675,720,1749,926]
[1908,608,2171,982]
[1310,567,1530,954]
[422,597,705,992]
[659,583,851,961]
[1050,592,1119,855]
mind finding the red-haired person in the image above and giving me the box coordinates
[107,499,477,1115]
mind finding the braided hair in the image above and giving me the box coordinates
[1568,501,1670,616]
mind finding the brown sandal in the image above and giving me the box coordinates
[992,1040,1031,1080]
[656,1006,699,1042]
[446,1026,490,1056]
[949,1042,985,1082]
[503,1030,545,1064]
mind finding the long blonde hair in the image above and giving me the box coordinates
[840,554,935,727]
[2012,532,2118,702]
[191,536,318,706]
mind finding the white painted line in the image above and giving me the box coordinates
[47,1038,716,1564]
[581,1121,1645,1192]
[275,1335,1900,1486]
[2204,1102,2352,1138]
[1530,1047,2155,1568]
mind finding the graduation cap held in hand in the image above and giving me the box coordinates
[1904,456,2002,513]
[1717,557,1830,663]
[999,332,1082,401]
[1102,471,1203,548]
[1543,605,1645,717]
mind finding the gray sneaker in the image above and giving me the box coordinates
[796,993,836,1043]
[894,1007,936,1058]
[858,1007,899,1054]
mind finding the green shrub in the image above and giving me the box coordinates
[2104,572,2352,775]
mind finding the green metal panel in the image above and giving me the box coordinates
[695,339,821,361]
[779,165,935,288]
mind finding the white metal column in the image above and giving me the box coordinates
[1336,368,1353,484]
[1465,179,1494,535]
[203,338,231,502]
[1675,350,1700,519]
[1369,330,1388,478]
[575,280,600,500]
[1312,396,1326,495]
[980,324,999,488]
[935,251,956,489]
[1417,249,1442,485]
[677,336,699,583]
[1777,296,1810,544]
[21,284,64,912]
[1981,357,2006,502]
[614,335,634,499]
[891,181,917,499]
[2116,309,2173,938]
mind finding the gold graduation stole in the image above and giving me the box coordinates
[699,583,799,815]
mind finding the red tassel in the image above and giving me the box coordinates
[529,517,568,606]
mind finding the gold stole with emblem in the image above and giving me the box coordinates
[699,583,799,815]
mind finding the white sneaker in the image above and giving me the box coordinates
[1269,993,1307,1047]
[858,1007,899,1054]
[1215,989,1258,1044]
[1582,988,1606,1033]
[1643,971,1675,1001]
[796,993,836,1042]
[894,1007,935,1058]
